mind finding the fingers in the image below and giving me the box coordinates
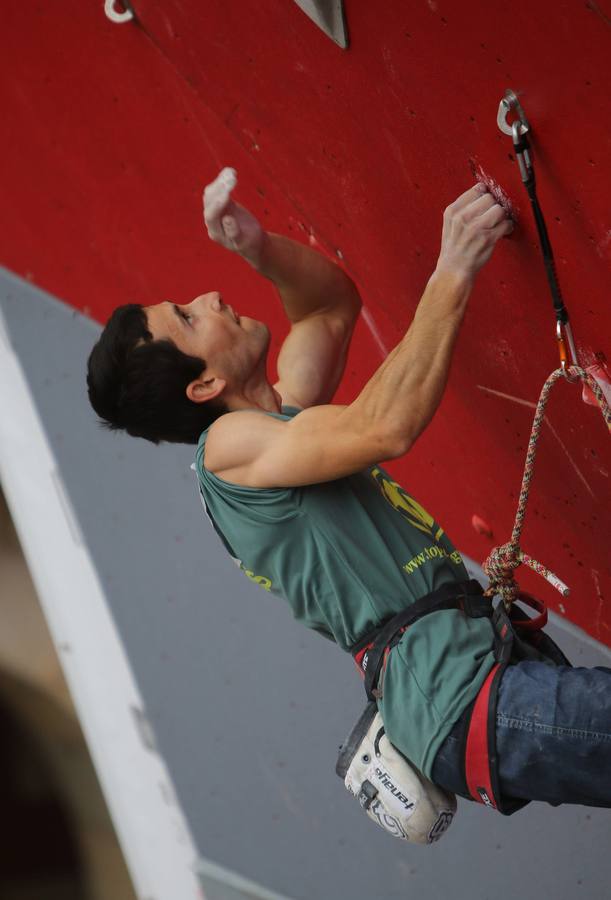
[447,183,513,231]
[494,216,515,239]
[476,199,511,229]
[437,181,515,277]
[221,215,239,239]
[461,191,498,222]
[449,182,489,212]
[204,167,237,202]
[203,167,238,232]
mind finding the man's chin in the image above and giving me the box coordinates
[242,316,269,339]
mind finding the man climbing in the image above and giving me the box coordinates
[87,168,611,818]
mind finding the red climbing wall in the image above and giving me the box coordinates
[2,1,610,641]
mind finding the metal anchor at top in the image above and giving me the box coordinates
[497,89,530,137]
[497,89,533,186]
[104,0,134,24]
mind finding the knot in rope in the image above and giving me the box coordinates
[481,365,609,611]
[483,542,521,607]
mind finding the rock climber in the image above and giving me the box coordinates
[87,168,611,816]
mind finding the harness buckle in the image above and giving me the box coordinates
[458,592,492,619]
[491,605,514,665]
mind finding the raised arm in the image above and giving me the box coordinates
[204,181,514,488]
[203,168,361,407]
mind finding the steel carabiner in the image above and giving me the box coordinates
[498,89,533,186]
[556,320,580,381]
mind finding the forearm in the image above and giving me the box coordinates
[254,233,361,322]
[347,269,473,455]
[203,170,360,320]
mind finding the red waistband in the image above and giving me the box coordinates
[464,662,502,809]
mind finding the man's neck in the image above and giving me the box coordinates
[224,377,282,415]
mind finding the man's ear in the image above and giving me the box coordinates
[186,373,227,405]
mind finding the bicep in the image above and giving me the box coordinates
[274,312,356,409]
[205,406,400,489]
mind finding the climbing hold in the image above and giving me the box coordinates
[472,515,493,538]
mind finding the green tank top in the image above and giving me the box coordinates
[194,407,495,777]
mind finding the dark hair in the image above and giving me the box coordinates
[86,304,226,444]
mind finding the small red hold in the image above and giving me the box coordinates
[472,514,494,538]
[468,159,518,223]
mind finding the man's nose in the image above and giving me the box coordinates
[192,291,222,310]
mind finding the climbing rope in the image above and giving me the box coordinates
[483,366,611,609]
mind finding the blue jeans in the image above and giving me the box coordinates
[432,661,611,809]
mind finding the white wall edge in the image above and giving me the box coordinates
[0,305,205,900]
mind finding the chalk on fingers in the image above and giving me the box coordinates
[219,167,237,189]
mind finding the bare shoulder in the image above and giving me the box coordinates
[201,402,396,490]
[203,410,287,478]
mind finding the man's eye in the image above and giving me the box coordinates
[181,311,192,323]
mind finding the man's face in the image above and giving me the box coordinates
[144,292,269,387]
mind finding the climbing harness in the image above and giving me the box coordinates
[351,580,493,703]
[346,578,571,816]
[497,89,579,379]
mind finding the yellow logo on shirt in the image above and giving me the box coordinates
[403,544,464,575]
[243,568,272,592]
[370,466,444,540]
